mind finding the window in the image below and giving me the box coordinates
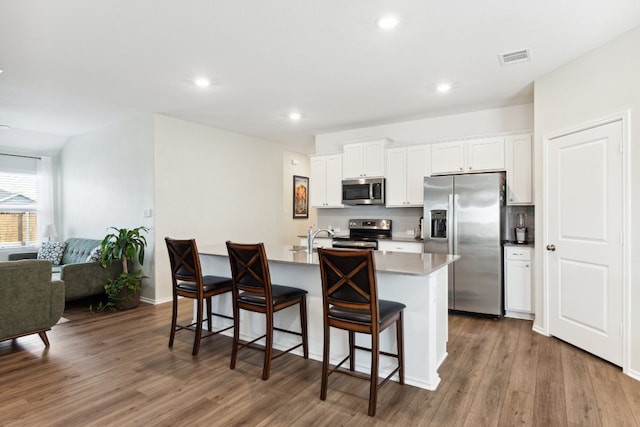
[0,155,39,248]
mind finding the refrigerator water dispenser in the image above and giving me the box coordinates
[430,210,447,238]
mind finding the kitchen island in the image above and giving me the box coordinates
[198,244,458,391]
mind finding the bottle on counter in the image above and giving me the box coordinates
[415,216,423,239]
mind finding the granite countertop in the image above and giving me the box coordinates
[199,244,458,276]
[503,241,535,247]
[389,235,424,243]
[296,234,423,243]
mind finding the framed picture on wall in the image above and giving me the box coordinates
[293,175,309,219]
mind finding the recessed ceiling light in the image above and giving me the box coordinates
[289,112,302,121]
[436,83,452,93]
[376,15,399,30]
[0,125,12,130]
[194,78,211,88]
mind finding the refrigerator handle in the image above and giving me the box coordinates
[448,193,455,255]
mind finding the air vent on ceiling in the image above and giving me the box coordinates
[498,48,531,66]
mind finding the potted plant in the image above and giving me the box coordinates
[95,226,148,311]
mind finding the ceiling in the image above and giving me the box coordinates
[1,0,640,155]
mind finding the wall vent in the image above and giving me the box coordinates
[498,49,531,65]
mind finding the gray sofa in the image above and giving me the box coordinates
[9,238,123,301]
[0,259,65,346]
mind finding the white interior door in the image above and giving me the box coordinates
[545,120,623,366]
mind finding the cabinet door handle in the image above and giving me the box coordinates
[546,244,556,251]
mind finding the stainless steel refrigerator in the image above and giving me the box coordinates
[423,172,505,316]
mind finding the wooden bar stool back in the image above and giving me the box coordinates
[317,248,405,416]
[225,241,309,380]
[165,237,233,356]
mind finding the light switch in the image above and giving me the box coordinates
[143,209,153,218]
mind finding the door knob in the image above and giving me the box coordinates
[546,244,556,251]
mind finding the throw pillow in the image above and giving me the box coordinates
[86,246,103,263]
[37,241,67,265]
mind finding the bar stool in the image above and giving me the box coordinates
[165,237,234,356]
[225,241,309,380]
[317,247,405,416]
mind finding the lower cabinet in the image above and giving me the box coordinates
[377,240,423,253]
[504,246,534,320]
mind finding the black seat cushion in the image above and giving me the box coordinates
[329,299,405,325]
[177,275,233,293]
[239,284,307,306]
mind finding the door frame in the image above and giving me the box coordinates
[542,110,631,373]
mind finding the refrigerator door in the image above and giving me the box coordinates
[453,173,504,315]
[423,176,454,309]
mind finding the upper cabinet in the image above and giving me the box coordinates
[310,154,343,208]
[430,141,465,174]
[505,134,533,205]
[343,140,386,178]
[385,145,431,207]
[431,137,505,175]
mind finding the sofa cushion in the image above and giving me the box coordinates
[61,238,103,264]
[86,246,103,263]
[37,241,67,265]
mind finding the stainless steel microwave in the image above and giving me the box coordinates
[341,177,385,205]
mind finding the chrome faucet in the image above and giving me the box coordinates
[307,225,334,252]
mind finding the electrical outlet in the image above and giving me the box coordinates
[406,229,414,235]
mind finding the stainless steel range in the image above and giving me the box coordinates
[331,219,392,250]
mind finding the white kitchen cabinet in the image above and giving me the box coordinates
[431,137,505,175]
[385,145,431,207]
[310,154,343,208]
[430,141,465,175]
[377,240,423,253]
[505,134,533,205]
[504,245,534,320]
[343,140,386,178]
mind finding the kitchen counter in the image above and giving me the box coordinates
[296,235,424,244]
[198,244,459,391]
[200,243,457,276]
[503,241,535,247]
[389,235,424,243]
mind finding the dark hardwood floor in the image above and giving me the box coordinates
[1,298,639,426]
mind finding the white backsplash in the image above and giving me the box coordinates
[504,205,535,243]
[316,206,423,238]
[317,204,535,243]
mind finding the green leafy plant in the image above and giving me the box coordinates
[92,226,148,312]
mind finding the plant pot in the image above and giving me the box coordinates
[115,288,141,310]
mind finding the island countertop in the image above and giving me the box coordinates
[198,244,459,276]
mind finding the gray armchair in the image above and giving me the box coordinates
[0,260,65,346]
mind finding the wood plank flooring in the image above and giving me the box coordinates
[1,298,639,426]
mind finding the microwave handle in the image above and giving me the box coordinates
[369,184,373,200]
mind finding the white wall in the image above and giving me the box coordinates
[534,25,640,376]
[59,114,311,304]
[315,104,534,153]
[60,115,156,297]
[153,115,312,303]
[282,151,316,244]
